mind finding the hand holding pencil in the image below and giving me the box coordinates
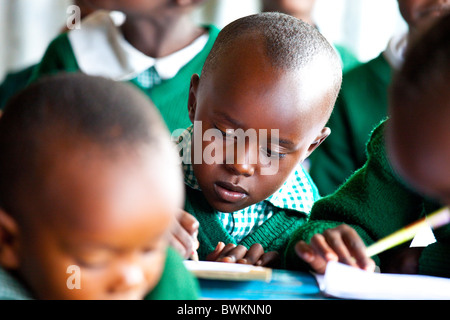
[295,207,450,275]
[169,210,200,260]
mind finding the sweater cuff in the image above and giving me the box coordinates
[419,242,450,278]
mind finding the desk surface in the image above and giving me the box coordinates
[198,269,326,300]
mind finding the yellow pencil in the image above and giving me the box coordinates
[365,207,450,258]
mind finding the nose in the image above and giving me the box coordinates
[224,138,257,177]
[110,261,146,294]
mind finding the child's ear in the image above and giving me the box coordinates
[0,209,20,270]
[305,127,331,158]
[188,74,200,124]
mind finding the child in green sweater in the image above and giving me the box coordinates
[309,0,450,195]
[178,12,342,266]
[30,0,218,133]
[0,73,198,299]
[286,13,450,278]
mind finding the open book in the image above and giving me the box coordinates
[315,261,450,300]
[184,260,272,282]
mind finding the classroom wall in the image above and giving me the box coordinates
[0,0,407,82]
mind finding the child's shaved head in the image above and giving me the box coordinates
[0,73,180,222]
[188,13,342,213]
[0,73,184,299]
[201,12,342,114]
[388,13,450,200]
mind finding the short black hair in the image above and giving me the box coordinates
[390,13,450,111]
[0,73,169,214]
[201,12,342,99]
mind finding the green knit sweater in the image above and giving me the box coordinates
[184,186,309,265]
[285,121,450,278]
[30,25,220,133]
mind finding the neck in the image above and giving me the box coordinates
[121,14,205,58]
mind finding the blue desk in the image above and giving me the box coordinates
[198,269,326,300]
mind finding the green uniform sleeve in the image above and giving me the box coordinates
[144,247,200,300]
[286,121,440,271]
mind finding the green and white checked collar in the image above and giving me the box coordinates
[177,126,319,243]
[0,267,33,300]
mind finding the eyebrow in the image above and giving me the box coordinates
[214,111,296,148]
[214,111,243,128]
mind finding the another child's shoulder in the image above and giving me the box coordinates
[145,248,200,300]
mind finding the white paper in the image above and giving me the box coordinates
[316,261,450,300]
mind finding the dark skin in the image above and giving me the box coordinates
[0,137,183,299]
[82,0,208,259]
[294,0,450,275]
[262,0,317,25]
[85,0,208,58]
[387,87,450,273]
[188,33,337,265]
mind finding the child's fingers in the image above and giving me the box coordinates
[295,241,328,274]
[178,210,199,235]
[217,244,247,263]
[340,228,376,271]
[206,242,225,261]
[322,228,358,268]
[309,233,339,263]
[256,251,280,267]
[169,221,197,259]
[236,243,264,265]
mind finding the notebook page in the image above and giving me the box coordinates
[316,261,450,300]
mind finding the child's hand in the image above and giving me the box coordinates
[294,224,376,274]
[206,242,280,267]
[169,210,199,259]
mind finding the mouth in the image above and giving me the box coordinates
[418,4,450,19]
[214,181,248,203]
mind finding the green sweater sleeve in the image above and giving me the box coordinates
[144,247,199,300]
[285,121,442,271]
[184,186,309,263]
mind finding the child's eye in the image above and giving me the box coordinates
[76,257,111,270]
[261,147,286,159]
[214,124,234,140]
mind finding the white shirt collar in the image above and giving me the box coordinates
[383,31,408,70]
[68,10,209,81]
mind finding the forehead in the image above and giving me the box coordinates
[198,34,334,137]
[36,141,181,234]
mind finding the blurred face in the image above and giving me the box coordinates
[262,0,316,14]
[187,35,334,213]
[85,0,170,15]
[387,93,450,206]
[16,142,182,300]
[398,0,450,31]
[262,0,316,23]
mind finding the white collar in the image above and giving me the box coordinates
[383,31,408,70]
[68,11,209,81]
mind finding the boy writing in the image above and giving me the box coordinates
[31,0,218,133]
[178,12,342,265]
[287,13,450,278]
[0,73,199,299]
